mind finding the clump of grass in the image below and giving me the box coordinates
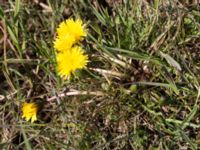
[0,0,200,149]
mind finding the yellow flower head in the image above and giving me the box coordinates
[56,18,87,42]
[54,34,76,52]
[56,46,88,78]
[22,102,38,123]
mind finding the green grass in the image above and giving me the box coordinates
[0,0,200,149]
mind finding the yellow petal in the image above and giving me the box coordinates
[31,115,37,123]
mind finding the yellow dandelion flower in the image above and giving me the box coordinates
[56,46,88,78]
[54,34,76,52]
[22,102,38,123]
[57,18,87,42]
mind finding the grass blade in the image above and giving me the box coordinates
[14,0,21,17]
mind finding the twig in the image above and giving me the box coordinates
[0,91,18,101]
[33,0,52,12]
[89,68,125,78]
[104,54,133,69]
[39,3,52,12]
[47,90,105,102]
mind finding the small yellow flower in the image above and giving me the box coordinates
[22,102,38,123]
[56,46,88,78]
[54,34,76,52]
[56,18,87,42]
